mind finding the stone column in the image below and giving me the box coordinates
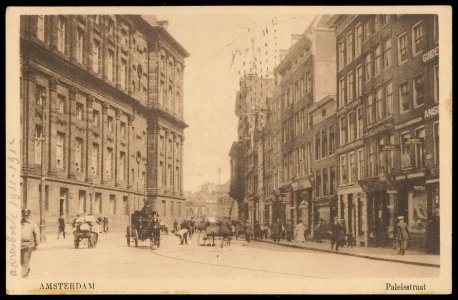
[179,135,184,195]
[387,190,397,243]
[47,77,59,176]
[102,29,108,81]
[114,109,120,186]
[146,121,158,208]
[101,102,108,183]
[67,86,77,179]
[85,95,94,183]
[171,132,176,194]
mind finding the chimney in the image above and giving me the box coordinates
[157,20,169,29]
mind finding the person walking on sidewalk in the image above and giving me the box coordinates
[330,217,342,251]
[286,219,294,242]
[57,214,66,239]
[244,221,252,243]
[21,209,39,278]
[253,221,261,241]
[271,218,281,243]
[295,219,306,243]
[396,216,410,255]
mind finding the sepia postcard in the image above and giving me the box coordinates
[5,6,452,294]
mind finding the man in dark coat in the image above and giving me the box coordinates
[396,216,410,255]
[253,221,261,241]
[57,214,66,239]
[286,219,294,242]
[271,218,281,243]
[330,217,342,251]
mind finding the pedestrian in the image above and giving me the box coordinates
[189,217,196,239]
[173,219,179,233]
[103,217,109,233]
[21,209,39,278]
[72,214,80,228]
[295,219,306,243]
[271,218,281,243]
[197,218,207,246]
[286,219,294,242]
[151,214,161,247]
[395,216,410,255]
[57,214,66,239]
[261,223,268,239]
[244,221,252,243]
[253,221,261,241]
[281,223,286,240]
[219,217,232,248]
[330,217,341,251]
[339,219,347,248]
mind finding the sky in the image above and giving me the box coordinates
[147,10,315,192]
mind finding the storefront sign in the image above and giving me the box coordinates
[424,104,439,119]
[405,138,423,145]
[414,185,426,191]
[407,171,425,179]
[422,46,439,63]
[382,145,399,151]
[365,122,394,138]
[282,192,292,204]
[394,116,423,131]
[395,175,406,181]
[336,139,364,154]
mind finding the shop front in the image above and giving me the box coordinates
[336,184,367,246]
[293,178,313,230]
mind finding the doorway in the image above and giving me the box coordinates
[59,188,68,216]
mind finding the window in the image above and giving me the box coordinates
[35,85,46,106]
[329,125,335,155]
[322,129,327,158]
[385,82,393,117]
[364,17,373,40]
[340,155,347,185]
[57,17,66,53]
[365,53,372,81]
[414,127,426,168]
[79,191,87,214]
[76,102,84,121]
[92,110,100,127]
[374,15,380,32]
[315,170,321,197]
[58,94,66,114]
[412,21,424,55]
[357,148,364,180]
[339,116,347,146]
[398,33,408,64]
[159,162,164,187]
[433,122,439,166]
[107,49,114,82]
[119,151,126,181]
[366,94,374,124]
[37,15,45,41]
[95,193,102,214]
[307,143,312,174]
[338,39,345,70]
[348,112,356,142]
[75,138,83,172]
[120,121,126,138]
[377,137,385,173]
[356,107,364,139]
[434,65,439,102]
[346,32,353,64]
[356,65,363,98]
[330,166,336,195]
[368,142,376,177]
[339,77,346,107]
[323,168,328,196]
[375,86,384,121]
[168,164,172,187]
[384,38,392,69]
[91,143,99,175]
[34,125,43,164]
[347,71,354,102]
[401,132,412,170]
[106,147,113,179]
[92,40,100,73]
[349,152,356,183]
[413,73,425,107]
[107,116,114,132]
[374,44,381,75]
[120,59,127,89]
[380,15,390,27]
[109,195,116,215]
[355,24,362,58]
[306,72,312,94]
[76,29,84,64]
[315,133,321,160]
[56,132,65,169]
[301,108,306,133]
[388,134,395,172]
[399,81,410,113]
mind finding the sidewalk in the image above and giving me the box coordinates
[256,238,440,268]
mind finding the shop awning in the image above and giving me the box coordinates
[358,177,395,193]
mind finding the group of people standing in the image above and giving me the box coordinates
[173,217,196,245]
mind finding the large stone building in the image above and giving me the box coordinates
[328,14,439,250]
[20,14,189,232]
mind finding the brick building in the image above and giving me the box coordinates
[329,14,439,249]
[20,14,189,232]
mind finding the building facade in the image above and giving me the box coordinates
[20,14,189,232]
[329,14,439,249]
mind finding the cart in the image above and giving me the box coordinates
[73,228,98,248]
[126,210,160,249]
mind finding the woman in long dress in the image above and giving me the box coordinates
[295,219,306,243]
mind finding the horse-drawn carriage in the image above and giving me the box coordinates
[73,216,98,249]
[126,210,160,249]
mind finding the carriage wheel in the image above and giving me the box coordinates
[133,228,139,247]
[74,238,79,249]
[126,226,131,247]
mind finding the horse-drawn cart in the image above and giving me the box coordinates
[126,210,160,249]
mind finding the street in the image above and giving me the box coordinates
[28,232,439,281]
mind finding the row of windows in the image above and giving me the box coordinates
[282,143,313,182]
[315,125,336,160]
[282,72,312,109]
[339,107,364,146]
[315,166,337,197]
[160,199,184,218]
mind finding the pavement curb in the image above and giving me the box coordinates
[256,239,440,268]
